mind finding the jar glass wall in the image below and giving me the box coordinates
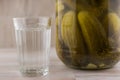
[56,0,120,69]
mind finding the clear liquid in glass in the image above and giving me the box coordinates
[15,27,51,76]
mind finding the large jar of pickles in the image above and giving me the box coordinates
[55,0,120,69]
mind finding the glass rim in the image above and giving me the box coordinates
[13,16,52,29]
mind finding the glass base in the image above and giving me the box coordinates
[20,67,48,77]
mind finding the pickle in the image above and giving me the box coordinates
[56,15,71,64]
[78,11,110,63]
[61,11,87,65]
[103,13,120,37]
[78,11,108,54]
[103,13,120,50]
[56,30,71,64]
[61,11,77,48]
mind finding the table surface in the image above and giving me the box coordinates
[0,48,120,80]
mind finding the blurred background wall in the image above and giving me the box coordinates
[0,0,55,48]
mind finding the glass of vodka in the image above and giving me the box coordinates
[13,17,51,76]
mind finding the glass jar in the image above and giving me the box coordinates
[55,0,120,69]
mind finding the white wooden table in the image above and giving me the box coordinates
[0,48,120,80]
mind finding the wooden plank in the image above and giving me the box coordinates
[0,48,120,80]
